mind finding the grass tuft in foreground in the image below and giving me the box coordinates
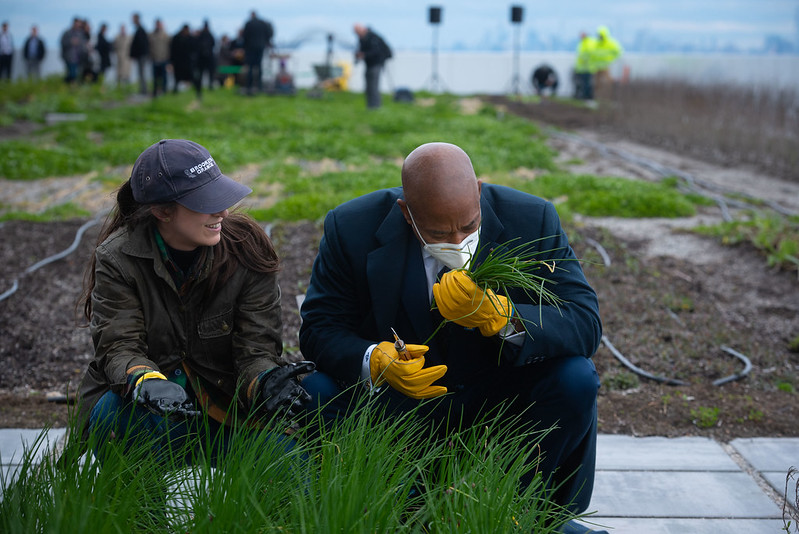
[0,393,583,533]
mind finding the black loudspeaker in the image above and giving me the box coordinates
[511,5,523,23]
[429,6,442,24]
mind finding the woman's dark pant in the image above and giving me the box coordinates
[89,391,236,466]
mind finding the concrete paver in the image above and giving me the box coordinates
[586,435,793,534]
[0,429,796,533]
[0,428,66,498]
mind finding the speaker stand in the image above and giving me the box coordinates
[426,24,447,93]
[506,23,522,96]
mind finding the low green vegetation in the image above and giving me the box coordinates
[602,370,640,391]
[3,81,705,225]
[695,213,799,274]
[0,87,554,184]
[0,202,91,222]
[2,80,793,276]
[0,398,580,533]
[503,172,701,218]
[0,76,136,125]
[690,405,720,428]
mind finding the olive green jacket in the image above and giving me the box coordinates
[76,222,283,433]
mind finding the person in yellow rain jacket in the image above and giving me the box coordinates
[573,31,597,100]
[592,25,623,95]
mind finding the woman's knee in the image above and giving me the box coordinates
[89,391,127,433]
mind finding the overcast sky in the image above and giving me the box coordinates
[4,0,798,52]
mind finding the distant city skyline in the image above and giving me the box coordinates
[2,1,798,55]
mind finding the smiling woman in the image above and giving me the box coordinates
[74,138,316,468]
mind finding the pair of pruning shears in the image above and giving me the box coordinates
[391,327,411,361]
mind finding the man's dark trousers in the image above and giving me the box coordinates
[364,64,382,108]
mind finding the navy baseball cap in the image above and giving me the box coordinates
[130,139,252,214]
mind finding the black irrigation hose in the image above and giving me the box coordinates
[584,237,611,267]
[0,210,108,303]
[601,335,688,386]
[582,209,753,386]
[713,345,753,386]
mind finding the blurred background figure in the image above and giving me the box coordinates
[149,18,170,97]
[242,10,273,95]
[60,17,88,84]
[79,19,98,83]
[171,23,201,98]
[23,25,46,81]
[215,34,233,87]
[573,31,596,100]
[96,23,112,80]
[592,25,623,97]
[353,23,392,109]
[130,12,149,94]
[531,64,558,97]
[196,20,216,90]
[113,24,132,87]
[0,21,13,81]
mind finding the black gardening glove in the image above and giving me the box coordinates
[256,361,316,421]
[133,376,200,419]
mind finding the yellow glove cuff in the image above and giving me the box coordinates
[134,371,167,388]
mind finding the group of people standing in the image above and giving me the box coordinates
[0,21,49,81]
[0,11,275,99]
[58,17,113,84]
[574,25,623,101]
[122,11,274,97]
[75,13,220,98]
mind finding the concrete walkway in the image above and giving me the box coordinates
[1,429,796,532]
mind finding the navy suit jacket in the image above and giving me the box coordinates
[299,183,602,390]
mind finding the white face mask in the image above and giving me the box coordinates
[407,206,480,270]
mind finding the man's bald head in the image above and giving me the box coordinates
[401,142,478,209]
[398,142,482,245]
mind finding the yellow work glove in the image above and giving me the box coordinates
[433,270,512,337]
[369,342,447,399]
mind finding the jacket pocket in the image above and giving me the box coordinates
[198,308,234,339]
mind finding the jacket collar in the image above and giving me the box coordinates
[120,222,215,287]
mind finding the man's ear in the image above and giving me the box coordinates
[396,198,412,226]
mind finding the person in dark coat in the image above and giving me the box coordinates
[129,12,149,94]
[23,25,46,81]
[241,10,273,95]
[60,17,88,84]
[353,23,392,109]
[197,20,216,90]
[170,24,201,98]
[96,23,112,79]
[0,21,12,81]
[531,64,559,97]
[299,142,605,533]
